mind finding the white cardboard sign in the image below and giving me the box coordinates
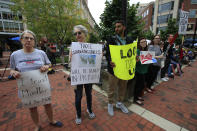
[140,51,157,64]
[179,10,189,35]
[17,70,51,108]
[71,42,102,85]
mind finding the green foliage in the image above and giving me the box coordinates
[11,0,90,46]
[143,30,154,40]
[56,55,69,63]
[99,0,144,40]
[88,32,100,43]
[160,18,182,44]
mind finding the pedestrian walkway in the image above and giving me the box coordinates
[0,61,196,131]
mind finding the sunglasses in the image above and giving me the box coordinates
[74,31,82,36]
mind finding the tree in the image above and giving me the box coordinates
[11,0,90,46]
[99,0,144,41]
[160,18,182,44]
[143,29,154,40]
[89,33,100,43]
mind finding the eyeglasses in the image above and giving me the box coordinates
[74,31,82,36]
[140,41,147,43]
[154,38,160,40]
[22,36,34,41]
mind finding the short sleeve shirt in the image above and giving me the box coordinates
[10,49,51,72]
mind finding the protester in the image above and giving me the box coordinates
[161,34,174,81]
[70,25,96,125]
[134,38,149,105]
[168,45,182,76]
[46,42,56,66]
[40,37,47,52]
[10,30,63,131]
[105,20,133,116]
[60,44,65,65]
[146,35,163,92]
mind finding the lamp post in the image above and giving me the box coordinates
[192,18,197,48]
[122,0,127,35]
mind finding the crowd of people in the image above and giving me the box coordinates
[9,20,196,131]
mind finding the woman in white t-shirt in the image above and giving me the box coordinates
[10,30,63,131]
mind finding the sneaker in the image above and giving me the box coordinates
[108,104,114,116]
[161,78,168,82]
[116,102,129,114]
[164,77,169,80]
[87,109,96,119]
[75,116,81,125]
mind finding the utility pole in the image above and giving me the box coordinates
[122,0,127,35]
[192,18,197,48]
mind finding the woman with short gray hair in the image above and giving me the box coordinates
[69,25,96,125]
[10,30,63,131]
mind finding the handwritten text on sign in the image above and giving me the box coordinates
[109,41,137,80]
[17,70,51,108]
[178,10,189,35]
[71,42,102,85]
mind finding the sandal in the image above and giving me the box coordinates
[137,97,144,101]
[50,121,63,127]
[34,126,41,131]
[134,100,144,106]
[146,88,153,93]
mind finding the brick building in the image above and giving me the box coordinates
[138,0,197,38]
[138,2,155,32]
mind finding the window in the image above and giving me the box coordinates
[159,1,174,13]
[191,0,197,4]
[157,14,172,24]
[0,22,3,31]
[189,10,196,18]
[0,3,9,9]
[187,24,194,31]
[156,26,167,34]
[19,23,23,30]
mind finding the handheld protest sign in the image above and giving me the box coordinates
[140,51,157,64]
[109,41,137,80]
[71,42,102,85]
[17,70,51,108]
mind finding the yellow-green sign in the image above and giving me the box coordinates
[109,41,137,80]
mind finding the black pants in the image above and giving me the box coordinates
[161,59,170,78]
[48,53,56,65]
[74,84,92,118]
[134,72,146,101]
[146,65,161,89]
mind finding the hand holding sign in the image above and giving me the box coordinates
[109,41,137,80]
[10,70,20,79]
[40,65,50,72]
[17,70,51,108]
[110,61,116,68]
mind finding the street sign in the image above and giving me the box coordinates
[179,10,189,35]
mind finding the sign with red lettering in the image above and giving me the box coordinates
[140,51,157,64]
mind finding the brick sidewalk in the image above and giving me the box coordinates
[142,61,197,131]
[0,68,164,131]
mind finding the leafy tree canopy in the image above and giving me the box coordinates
[11,0,91,46]
[99,0,144,41]
[160,18,182,44]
